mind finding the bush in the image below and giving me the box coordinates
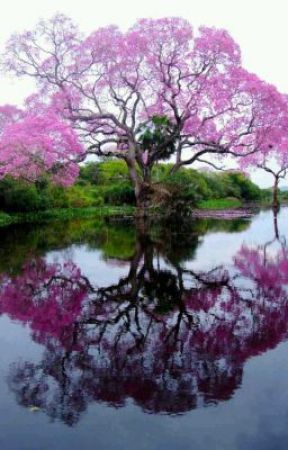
[101,182,135,205]
[79,160,130,185]
[202,171,261,202]
[0,163,264,215]
[153,165,211,206]
[223,172,261,200]
[0,178,44,212]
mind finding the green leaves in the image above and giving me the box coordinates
[137,115,177,161]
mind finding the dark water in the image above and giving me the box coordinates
[0,208,288,449]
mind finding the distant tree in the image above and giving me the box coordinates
[239,94,288,209]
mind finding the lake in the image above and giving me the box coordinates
[0,207,288,450]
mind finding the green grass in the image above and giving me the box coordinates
[0,206,136,228]
[197,198,242,210]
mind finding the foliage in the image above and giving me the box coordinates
[0,177,48,212]
[149,165,261,209]
[0,162,264,219]
[137,115,177,162]
[198,198,242,209]
[99,183,135,206]
[202,172,262,201]
[0,211,13,226]
[79,160,130,185]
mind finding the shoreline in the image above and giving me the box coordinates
[0,206,136,228]
[0,203,278,228]
[191,207,257,219]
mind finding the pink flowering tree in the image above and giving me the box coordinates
[2,14,276,209]
[239,92,288,209]
[0,104,83,185]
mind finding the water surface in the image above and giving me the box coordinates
[0,208,288,449]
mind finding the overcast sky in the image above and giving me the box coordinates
[0,0,287,187]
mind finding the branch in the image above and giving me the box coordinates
[196,158,228,171]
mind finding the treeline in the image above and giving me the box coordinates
[0,160,267,213]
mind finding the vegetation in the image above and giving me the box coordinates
[197,199,242,209]
[0,160,268,226]
[78,161,264,212]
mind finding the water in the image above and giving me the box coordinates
[0,208,288,449]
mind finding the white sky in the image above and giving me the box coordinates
[0,0,287,188]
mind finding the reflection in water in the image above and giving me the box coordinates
[0,213,288,426]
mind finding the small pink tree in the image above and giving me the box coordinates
[258,156,288,209]
[2,15,277,208]
[239,92,288,209]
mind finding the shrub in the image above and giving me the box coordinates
[101,182,135,205]
[0,178,44,212]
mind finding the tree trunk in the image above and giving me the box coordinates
[272,176,280,210]
[127,163,153,216]
[125,155,143,208]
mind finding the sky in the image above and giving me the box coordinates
[0,0,287,187]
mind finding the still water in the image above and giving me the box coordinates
[0,208,288,449]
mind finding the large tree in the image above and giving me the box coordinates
[1,15,282,208]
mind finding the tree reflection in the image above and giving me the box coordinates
[1,217,288,425]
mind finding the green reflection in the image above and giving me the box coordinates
[0,215,251,275]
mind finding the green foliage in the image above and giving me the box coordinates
[78,162,101,185]
[150,166,261,211]
[79,160,130,185]
[78,160,135,206]
[278,190,288,202]
[0,211,13,226]
[65,185,104,208]
[78,162,262,210]
[0,178,48,212]
[198,198,242,209]
[202,171,262,201]
[99,183,135,205]
[0,161,264,218]
[138,115,176,160]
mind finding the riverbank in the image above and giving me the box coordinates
[0,200,279,228]
[191,208,256,219]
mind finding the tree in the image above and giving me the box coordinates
[239,92,288,209]
[259,161,288,210]
[1,15,277,210]
[0,105,83,185]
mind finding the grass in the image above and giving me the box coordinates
[197,198,242,210]
[0,206,136,227]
